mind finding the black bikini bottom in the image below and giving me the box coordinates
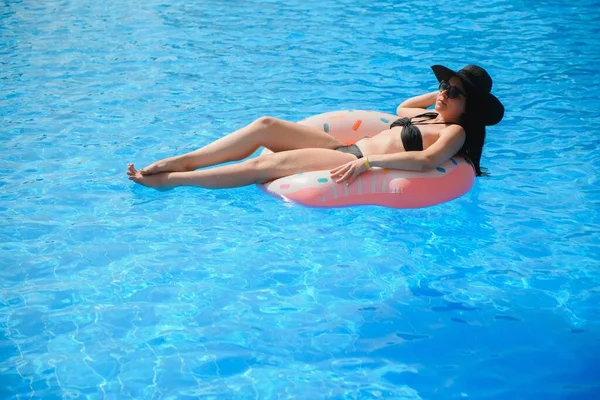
[334,144,364,159]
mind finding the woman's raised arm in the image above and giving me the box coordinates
[396,91,438,116]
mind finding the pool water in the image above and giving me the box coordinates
[1,0,599,398]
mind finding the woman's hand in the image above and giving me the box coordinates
[330,158,370,185]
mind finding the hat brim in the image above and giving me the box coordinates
[431,65,504,126]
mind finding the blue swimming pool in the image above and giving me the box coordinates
[1,0,599,398]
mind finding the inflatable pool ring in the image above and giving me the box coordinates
[259,110,475,208]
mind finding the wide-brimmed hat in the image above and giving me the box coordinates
[431,64,504,126]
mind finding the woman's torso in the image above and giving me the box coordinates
[355,113,453,156]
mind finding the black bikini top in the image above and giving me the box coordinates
[391,112,467,153]
[389,112,455,133]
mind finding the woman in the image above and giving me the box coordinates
[127,64,504,189]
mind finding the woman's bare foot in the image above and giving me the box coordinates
[139,156,189,176]
[127,164,173,190]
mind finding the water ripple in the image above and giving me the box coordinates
[2,0,600,398]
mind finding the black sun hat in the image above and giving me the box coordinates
[431,64,504,126]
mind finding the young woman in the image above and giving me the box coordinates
[127,64,504,188]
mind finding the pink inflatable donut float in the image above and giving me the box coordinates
[259,110,475,208]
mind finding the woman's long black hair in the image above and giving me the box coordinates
[457,87,489,177]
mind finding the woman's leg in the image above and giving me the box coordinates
[127,148,357,189]
[139,117,344,175]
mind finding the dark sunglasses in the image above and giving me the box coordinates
[439,80,466,99]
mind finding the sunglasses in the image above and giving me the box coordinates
[439,80,466,99]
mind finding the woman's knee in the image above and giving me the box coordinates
[245,155,270,171]
[243,156,278,181]
[253,116,281,128]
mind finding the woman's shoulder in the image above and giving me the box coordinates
[439,123,466,139]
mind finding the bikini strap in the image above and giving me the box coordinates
[412,112,439,120]
[411,112,462,127]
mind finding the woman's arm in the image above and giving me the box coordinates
[369,125,466,172]
[396,91,438,116]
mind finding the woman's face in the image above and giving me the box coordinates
[435,76,467,119]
